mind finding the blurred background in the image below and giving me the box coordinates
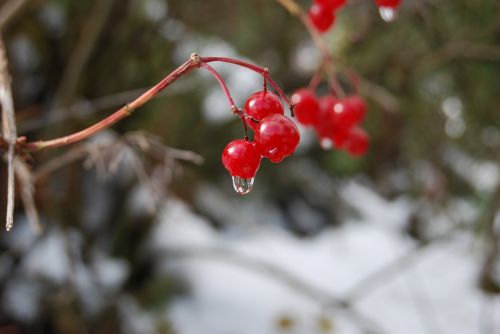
[0,0,499,333]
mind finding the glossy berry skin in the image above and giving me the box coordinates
[291,88,320,126]
[332,99,360,130]
[345,127,369,156]
[254,114,300,163]
[345,95,367,124]
[243,91,284,130]
[314,0,347,10]
[308,3,335,33]
[222,139,262,178]
[315,95,337,137]
[375,0,401,8]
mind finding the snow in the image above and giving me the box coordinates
[146,183,500,334]
[22,228,70,285]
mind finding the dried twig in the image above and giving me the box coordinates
[0,36,18,231]
[14,158,42,233]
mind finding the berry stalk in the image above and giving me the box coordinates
[274,0,346,97]
[23,54,202,152]
[201,56,294,113]
[1,54,290,153]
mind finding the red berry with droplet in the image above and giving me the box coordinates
[254,114,300,163]
[222,139,262,178]
[375,0,401,8]
[291,88,320,126]
[308,3,335,33]
[243,91,284,130]
[344,127,369,156]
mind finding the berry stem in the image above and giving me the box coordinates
[201,56,266,74]
[274,0,346,98]
[263,73,268,93]
[308,63,324,91]
[200,62,237,110]
[201,56,294,115]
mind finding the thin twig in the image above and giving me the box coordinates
[18,78,196,133]
[14,158,42,233]
[200,62,237,109]
[23,54,201,152]
[0,36,18,231]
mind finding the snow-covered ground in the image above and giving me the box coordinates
[148,182,500,334]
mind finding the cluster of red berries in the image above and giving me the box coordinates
[291,88,369,156]
[309,0,402,32]
[222,91,300,194]
[308,0,346,33]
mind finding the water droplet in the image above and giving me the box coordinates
[232,176,254,195]
[379,7,397,22]
[320,138,332,150]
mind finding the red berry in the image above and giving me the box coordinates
[254,114,300,163]
[291,88,320,126]
[332,99,359,130]
[344,127,369,156]
[308,3,335,33]
[243,91,284,130]
[222,139,262,178]
[345,95,367,124]
[314,95,337,138]
[330,0,347,10]
[315,96,359,149]
[375,0,401,8]
[314,0,346,11]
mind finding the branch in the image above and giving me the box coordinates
[0,0,31,30]
[0,35,18,231]
[416,41,500,75]
[51,0,115,109]
[14,158,41,233]
[22,54,202,152]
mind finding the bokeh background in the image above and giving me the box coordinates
[1,0,499,333]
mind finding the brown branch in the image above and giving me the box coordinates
[22,54,202,152]
[416,41,500,75]
[18,78,197,133]
[51,0,115,109]
[0,0,31,30]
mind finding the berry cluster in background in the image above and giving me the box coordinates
[222,91,299,194]
[292,89,369,157]
[309,0,402,32]
[308,0,346,33]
